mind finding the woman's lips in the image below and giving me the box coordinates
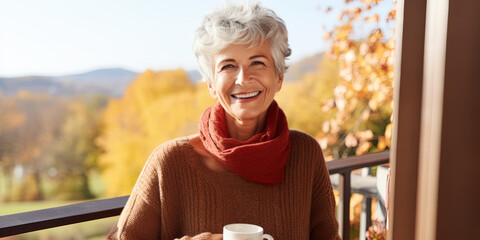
[231,91,261,99]
[231,91,261,102]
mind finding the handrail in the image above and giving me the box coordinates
[327,150,390,239]
[0,150,389,238]
[327,150,389,174]
[0,196,129,237]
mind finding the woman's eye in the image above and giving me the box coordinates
[221,64,235,70]
[252,61,265,66]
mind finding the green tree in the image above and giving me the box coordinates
[49,95,107,200]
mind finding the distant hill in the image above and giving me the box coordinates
[186,70,202,84]
[284,53,324,82]
[0,76,72,96]
[55,68,139,97]
[60,68,138,82]
[0,68,138,97]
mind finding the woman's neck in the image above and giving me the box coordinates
[226,112,267,141]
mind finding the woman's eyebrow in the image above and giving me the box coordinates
[218,59,236,65]
[249,55,268,60]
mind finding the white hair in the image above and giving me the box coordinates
[193,1,291,83]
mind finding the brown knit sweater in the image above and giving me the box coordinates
[107,130,340,239]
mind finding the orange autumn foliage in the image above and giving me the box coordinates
[97,69,215,196]
[320,0,396,159]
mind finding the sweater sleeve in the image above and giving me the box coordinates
[106,140,224,240]
[106,146,163,239]
[106,193,161,239]
[309,141,341,239]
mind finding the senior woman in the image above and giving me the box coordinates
[107,1,339,239]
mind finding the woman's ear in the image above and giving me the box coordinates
[275,74,284,93]
[207,80,218,99]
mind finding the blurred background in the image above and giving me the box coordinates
[0,0,395,239]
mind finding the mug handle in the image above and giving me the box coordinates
[261,234,274,240]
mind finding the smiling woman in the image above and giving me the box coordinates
[106,1,340,239]
[208,41,283,140]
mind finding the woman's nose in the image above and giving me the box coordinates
[234,67,250,85]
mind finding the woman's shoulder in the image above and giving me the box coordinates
[131,137,195,205]
[146,136,194,168]
[288,129,325,163]
[289,130,321,148]
[152,136,191,154]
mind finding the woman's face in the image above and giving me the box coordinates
[208,40,283,123]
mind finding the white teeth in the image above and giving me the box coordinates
[232,91,261,99]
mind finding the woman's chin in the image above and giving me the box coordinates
[228,108,266,122]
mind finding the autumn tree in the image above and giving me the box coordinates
[4,91,68,201]
[0,93,24,201]
[98,69,215,196]
[48,95,107,200]
[277,58,341,136]
[319,0,396,159]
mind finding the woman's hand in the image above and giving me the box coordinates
[210,233,223,240]
[175,233,223,240]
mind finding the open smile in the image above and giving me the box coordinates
[231,91,261,99]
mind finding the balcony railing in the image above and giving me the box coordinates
[0,150,389,239]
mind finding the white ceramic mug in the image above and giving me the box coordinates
[223,223,274,240]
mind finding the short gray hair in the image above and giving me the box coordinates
[193,1,291,83]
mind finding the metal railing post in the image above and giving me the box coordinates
[337,171,351,240]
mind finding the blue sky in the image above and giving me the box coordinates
[0,0,393,77]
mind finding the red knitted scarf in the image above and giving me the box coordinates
[199,101,291,186]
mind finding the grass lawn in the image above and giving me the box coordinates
[0,168,119,239]
[1,200,118,240]
[0,200,79,215]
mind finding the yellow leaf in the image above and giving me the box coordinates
[387,9,396,22]
[353,8,362,20]
[355,130,374,141]
[328,134,339,145]
[356,141,372,155]
[365,14,379,23]
[377,136,386,151]
[345,133,358,147]
[317,137,328,150]
[337,24,352,40]
[385,123,392,140]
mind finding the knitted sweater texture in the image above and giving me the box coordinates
[107,130,340,240]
